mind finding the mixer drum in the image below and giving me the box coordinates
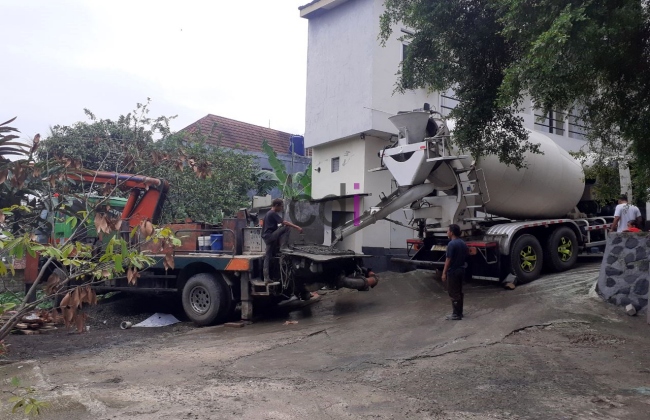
[475,129,585,220]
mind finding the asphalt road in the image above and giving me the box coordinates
[2,259,650,419]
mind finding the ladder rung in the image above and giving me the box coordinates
[463,193,481,196]
[466,205,485,208]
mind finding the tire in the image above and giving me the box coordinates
[182,273,231,326]
[544,226,578,272]
[510,234,543,283]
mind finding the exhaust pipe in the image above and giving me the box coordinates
[337,272,379,291]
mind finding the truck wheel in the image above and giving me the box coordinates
[544,226,578,272]
[510,234,543,283]
[182,273,230,326]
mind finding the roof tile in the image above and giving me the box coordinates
[180,114,295,154]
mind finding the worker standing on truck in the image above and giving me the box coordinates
[262,198,303,283]
[610,194,642,233]
[442,224,468,321]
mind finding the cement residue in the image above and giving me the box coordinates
[2,264,650,419]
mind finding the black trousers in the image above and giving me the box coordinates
[447,268,464,302]
[262,226,290,280]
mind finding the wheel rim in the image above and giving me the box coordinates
[189,285,211,314]
[519,245,537,272]
[557,236,573,262]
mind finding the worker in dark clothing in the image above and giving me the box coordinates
[262,198,303,283]
[442,224,468,320]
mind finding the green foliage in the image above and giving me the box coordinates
[572,150,621,205]
[6,377,48,416]
[37,99,173,172]
[0,291,53,310]
[259,140,312,199]
[142,132,256,224]
[380,0,650,183]
[0,113,182,344]
[380,0,539,168]
[37,101,258,223]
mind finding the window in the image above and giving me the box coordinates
[441,91,460,117]
[568,113,586,140]
[401,43,414,90]
[534,109,565,136]
[331,157,340,173]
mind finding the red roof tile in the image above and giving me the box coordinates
[180,114,294,154]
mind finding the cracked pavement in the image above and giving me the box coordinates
[2,258,650,419]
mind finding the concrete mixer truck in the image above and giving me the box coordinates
[333,108,612,284]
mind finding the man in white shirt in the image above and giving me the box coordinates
[610,194,642,233]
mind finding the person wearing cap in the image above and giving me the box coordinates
[610,194,642,233]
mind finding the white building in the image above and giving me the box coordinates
[299,0,590,264]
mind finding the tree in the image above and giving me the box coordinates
[380,0,650,199]
[144,133,257,224]
[37,99,172,176]
[38,101,259,223]
[258,140,312,200]
[0,115,179,345]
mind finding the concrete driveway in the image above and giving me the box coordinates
[2,259,650,419]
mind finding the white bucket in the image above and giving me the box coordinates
[198,236,210,250]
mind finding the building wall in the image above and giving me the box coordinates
[361,135,392,248]
[311,137,367,199]
[370,1,442,133]
[304,0,375,148]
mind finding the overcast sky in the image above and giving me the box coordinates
[2,1,310,144]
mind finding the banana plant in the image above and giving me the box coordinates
[259,140,311,199]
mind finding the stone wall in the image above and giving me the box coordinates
[597,232,649,312]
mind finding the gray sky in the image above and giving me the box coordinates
[2,1,309,144]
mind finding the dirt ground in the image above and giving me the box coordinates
[2,258,650,419]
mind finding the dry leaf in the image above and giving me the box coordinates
[75,312,88,333]
[10,163,27,189]
[0,169,8,184]
[0,213,4,224]
[60,293,74,328]
[30,134,40,154]
[139,219,154,237]
[102,182,113,196]
[45,272,62,296]
[49,308,60,325]
[127,267,140,285]
[94,213,109,235]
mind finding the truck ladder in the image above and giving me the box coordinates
[456,167,490,220]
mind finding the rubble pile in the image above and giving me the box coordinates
[1,310,61,335]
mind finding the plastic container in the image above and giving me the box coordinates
[198,236,210,251]
[289,135,305,156]
[210,234,224,251]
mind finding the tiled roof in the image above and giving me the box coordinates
[181,114,294,154]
